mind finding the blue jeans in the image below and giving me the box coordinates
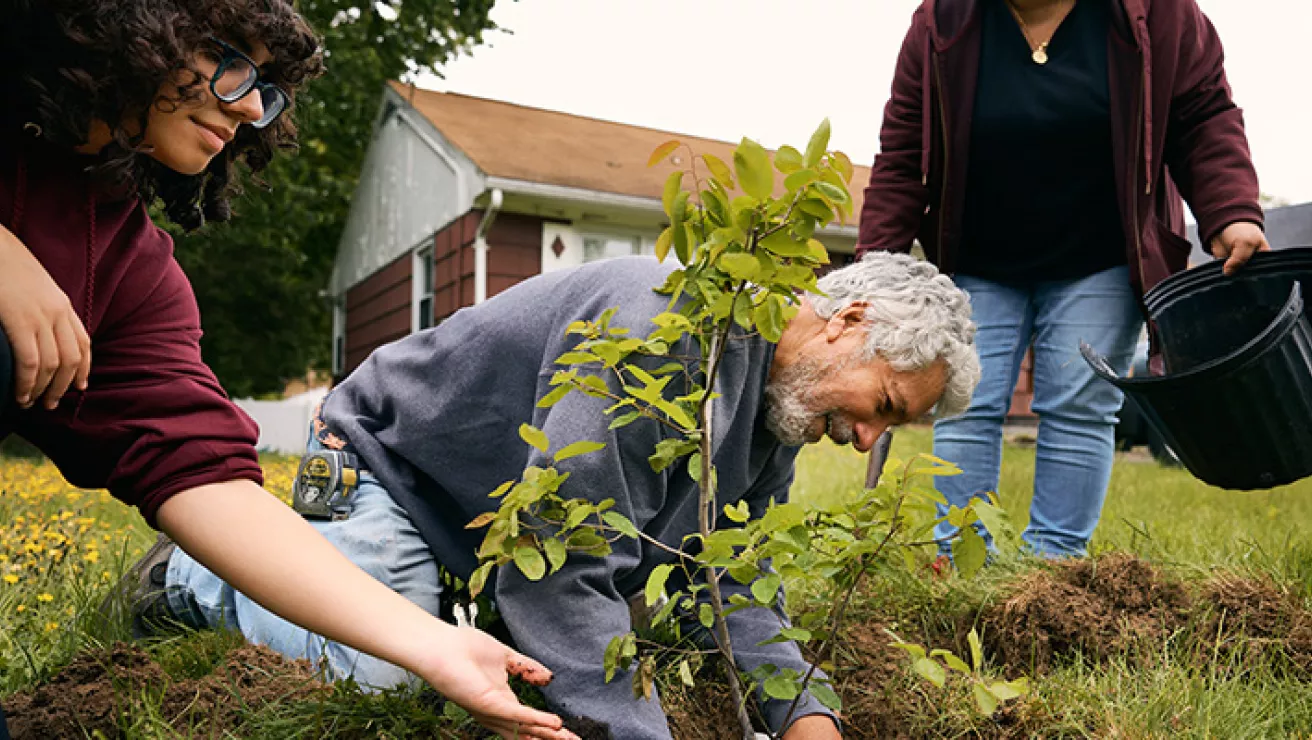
[933,266,1142,558]
[164,433,443,690]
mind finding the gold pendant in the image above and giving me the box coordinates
[1032,47,1049,65]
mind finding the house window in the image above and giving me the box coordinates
[414,246,435,331]
[582,234,652,262]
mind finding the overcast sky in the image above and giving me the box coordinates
[415,0,1312,205]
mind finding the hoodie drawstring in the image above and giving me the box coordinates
[1135,17,1154,196]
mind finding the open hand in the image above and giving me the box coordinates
[0,225,91,409]
[1210,221,1270,276]
[418,626,579,740]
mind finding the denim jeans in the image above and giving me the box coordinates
[164,432,443,690]
[933,266,1142,558]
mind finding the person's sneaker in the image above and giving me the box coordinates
[102,534,183,639]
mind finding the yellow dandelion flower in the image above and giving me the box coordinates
[82,551,100,564]
[37,592,54,602]
[45,621,58,632]
[16,604,26,612]
[3,574,17,585]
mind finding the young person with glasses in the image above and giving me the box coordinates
[0,2,574,738]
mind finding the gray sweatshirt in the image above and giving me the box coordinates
[324,256,835,737]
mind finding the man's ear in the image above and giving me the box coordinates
[824,301,870,343]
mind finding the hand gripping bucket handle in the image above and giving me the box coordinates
[1082,282,1312,490]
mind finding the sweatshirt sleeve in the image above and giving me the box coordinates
[1162,0,1263,245]
[856,6,932,257]
[16,257,263,527]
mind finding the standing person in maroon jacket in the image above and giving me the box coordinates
[0,2,576,738]
[857,0,1269,558]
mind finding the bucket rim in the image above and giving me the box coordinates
[1086,282,1304,389]
[1145,246,1312,312]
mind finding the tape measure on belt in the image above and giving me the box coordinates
[291,450,363,521]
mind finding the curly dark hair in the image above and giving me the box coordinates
[1,0,324,230]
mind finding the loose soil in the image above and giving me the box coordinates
[4,643,328,739]
[6,555,1309,738]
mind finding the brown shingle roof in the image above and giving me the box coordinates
[391,82,870,221]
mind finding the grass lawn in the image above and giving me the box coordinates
[2,428,1310,738]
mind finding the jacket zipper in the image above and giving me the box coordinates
[933,52,950,268]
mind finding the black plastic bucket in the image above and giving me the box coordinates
[1144,248,1312,373]
[1083,282,1312,490]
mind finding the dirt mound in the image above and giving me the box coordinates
[829,620,931,739]
[5,643,328,739]
[979,553,1192,674]
[1194,575,1312,678]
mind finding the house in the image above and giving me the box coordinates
[328,84,1038,417]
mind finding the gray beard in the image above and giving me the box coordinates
[764,355,852,446]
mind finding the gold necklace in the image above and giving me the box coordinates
[1005,0,1070,65]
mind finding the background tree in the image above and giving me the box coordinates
[171,0,506,398]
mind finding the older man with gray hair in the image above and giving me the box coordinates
[145,251,978,740]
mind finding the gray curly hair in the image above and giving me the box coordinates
[810,251,980,417]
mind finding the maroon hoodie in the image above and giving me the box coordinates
[856,0,1263,296]
[0,135,263,527]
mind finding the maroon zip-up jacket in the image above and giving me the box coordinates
[0,136,263,527]
[856,0,1263,297]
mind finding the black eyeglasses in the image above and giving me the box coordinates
[203,36,288,129]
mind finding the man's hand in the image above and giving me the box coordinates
[1210,221,1270,276]
[782,714,843,739]
[417,626,580,740]
[0,224,91,410]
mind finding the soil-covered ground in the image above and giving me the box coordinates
[6,554,1310,739]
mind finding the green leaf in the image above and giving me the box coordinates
[753,297,786,343]
[609,411,643,429]
[809,681,843,712]
[678,660,695,687]
[913,657,946,688]
[798,198,834,222]
[543,537,568,573]
[751,573,782,605]
[468,562,494,599]
[645,564,674,607]
[952,525,988,579]
[702,153,734,187]
[763,675,801,701]
[537,384,572,408]
[654,227,673,263]
[564,504,593,530]
[602,511,640,538]
[698,603,714,629]
[733,137,774,200]
[555,351,599,365]
[760,229,810,258]
[973,683,1000,715]
[972,498,1019,555]
[814,180,850,205]
[465,511,496,529]
[722,502,749,523]
[662,171,684,216]
[804,118,832,168]
[806,238,830,264]
[988,680,1023,702]
[648,139,681,167]
[488,480,515,499]
[719,252,760,281]
[832,150,855,183]
[968,628,984,672]
[774,145,803,174]
[519,424,549,453]
[555,440,605,462]
[778,626,812,642]
[783,168,818,192]
[513,545,547,581]
[931,649,972,675]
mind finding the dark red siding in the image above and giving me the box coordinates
[344,251,411,373]
[431,210,544,323]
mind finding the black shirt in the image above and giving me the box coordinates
[957,0,1125,283]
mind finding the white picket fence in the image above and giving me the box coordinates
[233,387,329,455]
